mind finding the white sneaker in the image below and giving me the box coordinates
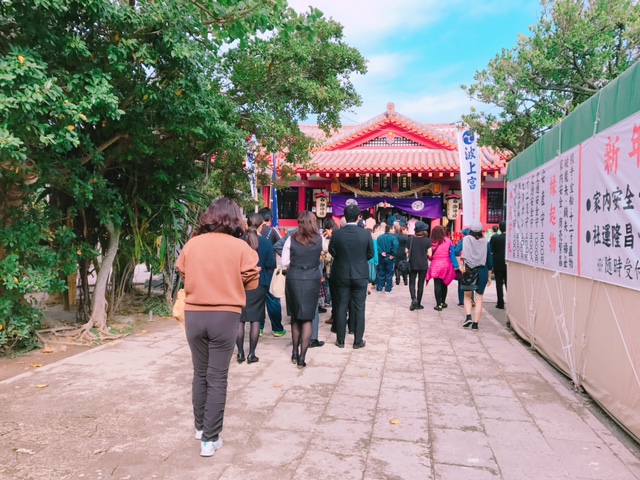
[200,438,223,457]
[195,429,203,440]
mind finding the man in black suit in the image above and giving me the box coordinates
[328,204,375,349]
[490,221,507,309]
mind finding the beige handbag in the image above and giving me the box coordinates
[269,268,286,298]
[173,288,186,330]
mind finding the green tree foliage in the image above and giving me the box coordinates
[462,0,640,156]
[0,0,365,350]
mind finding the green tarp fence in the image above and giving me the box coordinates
[507,60,640,181]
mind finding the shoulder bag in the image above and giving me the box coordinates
[397,237,412,274]
[173,288,186,330]
[460,262,480,291]
[269,267,287,298]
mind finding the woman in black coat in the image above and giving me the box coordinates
[236,212,275,364]
[281,211,327,368]
[407,221,433,310]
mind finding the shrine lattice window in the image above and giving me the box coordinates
[358,136,422,147]
[486,189,505,224]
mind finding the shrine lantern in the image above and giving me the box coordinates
[314,192,329,218]
[445,192,461,220]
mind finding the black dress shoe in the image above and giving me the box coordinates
[410,302,416,311]
[415,304,425,310]
[318,306,327,313]
[291,353,299,364]
[335,341,345,348]
[237,353,246,364]
[496,304,505,309]
[246,354,259,364]
[353,340,366,349]
[309,339,325,348]
[297,359,306,369]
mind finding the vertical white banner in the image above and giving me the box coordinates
[458,129,482,223]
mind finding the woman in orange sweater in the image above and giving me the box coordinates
[176,197,260,457]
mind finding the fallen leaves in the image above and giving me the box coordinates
[30,363,43,368]
[35,384,49,389]
[389,419,401,425]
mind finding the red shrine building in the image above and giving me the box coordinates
[263,103,508,234]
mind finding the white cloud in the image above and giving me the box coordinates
[395,89,479,123]
[341,87,496,125]
[289,0,445,48]
[362,53,414,80]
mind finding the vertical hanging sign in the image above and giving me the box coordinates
[246,134,258,204]
[458,129,481,223]
[271,152,279,228]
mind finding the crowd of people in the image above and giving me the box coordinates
[176,197,507,457]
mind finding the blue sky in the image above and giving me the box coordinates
[289,0,542,125]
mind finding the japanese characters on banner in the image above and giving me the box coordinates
[507,111,640,291]
[507,147,579,275]
[458,129,481,223]
[580,117,640,288]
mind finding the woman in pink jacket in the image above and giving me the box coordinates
[426,225,458,311]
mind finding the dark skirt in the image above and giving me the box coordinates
[240,285,267,323]
[285,277,320,321]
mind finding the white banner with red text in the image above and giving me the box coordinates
[507,111,640,291]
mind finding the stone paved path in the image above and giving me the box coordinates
[1,284,639,479]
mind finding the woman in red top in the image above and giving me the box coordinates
[426,225,458,311]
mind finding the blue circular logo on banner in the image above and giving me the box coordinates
[462,130,475,145]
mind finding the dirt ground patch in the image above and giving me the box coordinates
[0,305,180,382]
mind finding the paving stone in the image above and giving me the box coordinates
[0,286,637,479]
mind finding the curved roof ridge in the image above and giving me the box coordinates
[322,104,457,150]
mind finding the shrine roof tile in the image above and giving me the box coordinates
[301,148,503,174]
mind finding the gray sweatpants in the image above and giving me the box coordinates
[185,310,240,442]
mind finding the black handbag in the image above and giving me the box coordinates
[397,259,410,274]
[460,262,480,291]
[398,237,413,274]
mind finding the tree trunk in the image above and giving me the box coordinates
[83,221,120,334]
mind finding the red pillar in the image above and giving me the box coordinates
[298,186,307,214]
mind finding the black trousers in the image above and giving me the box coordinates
[334,277,368,345]
[494,269,507,307]
[408,269,427,305]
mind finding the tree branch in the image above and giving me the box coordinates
[81,134,129,165]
